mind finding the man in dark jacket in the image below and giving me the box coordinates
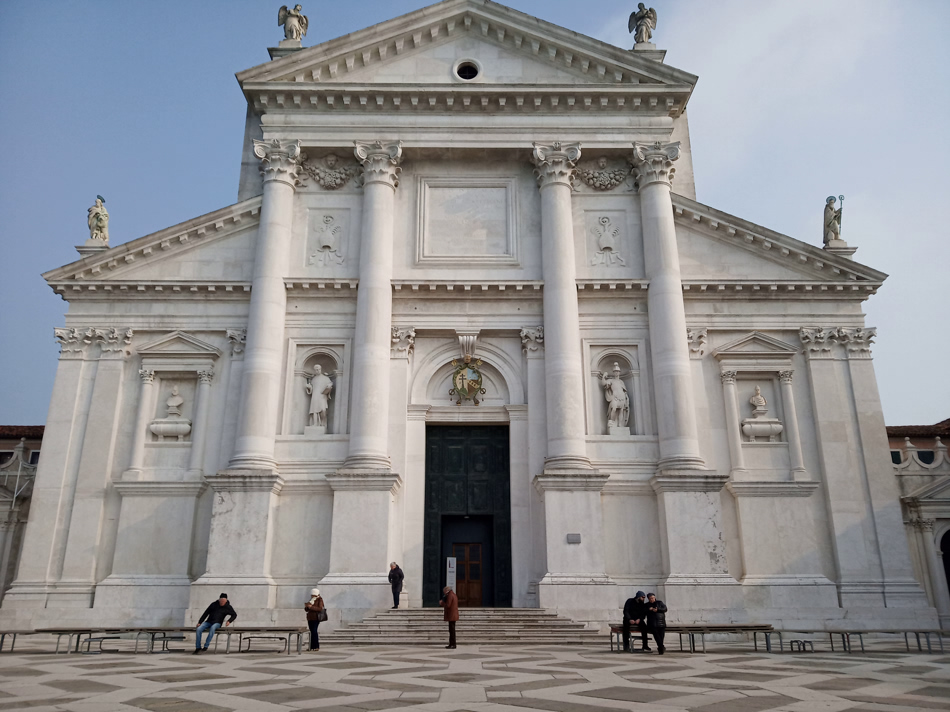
[194,593,237,653]
[646,593,667,654]
[622,591,650,652]
[439,586,459,648]
[388,562,404,609]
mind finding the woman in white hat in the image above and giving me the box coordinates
[304,588,326,650]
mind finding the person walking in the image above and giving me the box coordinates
[622,591,650,652]
[388,562,404,609]
[194,593,237,654]
[439,585,458,649]
[304,588,326,651]
[646,593,667,654]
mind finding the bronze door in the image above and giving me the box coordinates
[452,542,483,608]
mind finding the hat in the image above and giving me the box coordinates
[219,592,228,599]
[310,588,320,596]
[635,590,645,598]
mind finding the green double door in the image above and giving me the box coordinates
[422,425,512,608]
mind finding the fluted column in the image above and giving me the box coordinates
[778,370,807,480]
[343,140,403,470]
[632,142,704,471]
[229,139,304,471]
[126,369,155,476]
[531,142,591,471]
[186,369,214,477]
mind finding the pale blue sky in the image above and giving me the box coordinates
[1,1,947,426]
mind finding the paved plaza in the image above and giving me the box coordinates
[0,639,949,711]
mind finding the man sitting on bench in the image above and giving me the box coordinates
[194,593,237,654]
[623,591,650,652]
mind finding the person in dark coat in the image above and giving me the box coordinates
[646,593,667,654]
[622,590,650,652]
[194,593,237,653]
[439,585,459,648]
[388,562,404,609]
[304,587,325,651]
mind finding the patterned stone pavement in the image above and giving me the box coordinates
[0,638,949,712]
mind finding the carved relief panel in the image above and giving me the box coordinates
[306,209,351,268]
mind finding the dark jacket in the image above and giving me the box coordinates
[646,599,667,629]
[304,596,325,622]
[198,600,237,626]
[440,590,459,622]
[623,597,649,623]
[389,566,404,592]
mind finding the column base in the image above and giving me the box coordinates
[837,578,930,608]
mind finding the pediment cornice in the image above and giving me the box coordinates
[671,194,887,285]
[42,197,262,287]
[237,0,696,117]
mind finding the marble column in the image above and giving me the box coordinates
[719,370,747,478]
[229,139,304,471]
[529,146,614,621]
[320,141,403,619]
[186,370,215,478]
[633,143,735,613]
[918,520,950,625]
[125,369,156,477]
[778,370,807,481]
[343,141,403,471]
[531,143,591,472]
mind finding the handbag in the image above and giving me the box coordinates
[317,607,328,622]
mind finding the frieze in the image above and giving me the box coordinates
[577,157,632,192]
[302,153,360,190]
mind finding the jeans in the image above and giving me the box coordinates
[308,620,320,650]
[622,619,649,651]
[195,622,221,649]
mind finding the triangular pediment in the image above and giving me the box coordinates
[238,0,696,114]
[903,475,950,502]
[137,331,221,359]
[42,197,262,292]
[713,332,799,361]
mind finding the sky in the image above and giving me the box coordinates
[0,0,947,427]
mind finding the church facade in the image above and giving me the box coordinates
[1,0,937,631]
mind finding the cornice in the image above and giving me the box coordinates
[726,481,820,498]
[680,280,880,301]
[48,281,252,302]
[243,83,692,118]
[237,1,697,91]
[43,197,263,286]
[392,280,542,294]
[671,194,887,285]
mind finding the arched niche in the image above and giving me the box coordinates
[293,347,342,435]
[410,340,523,409]
[590,349,640,436]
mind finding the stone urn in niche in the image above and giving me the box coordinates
[149,385,193,441]
[740,385,783,442]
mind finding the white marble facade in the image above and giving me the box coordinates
[0,0,937,631]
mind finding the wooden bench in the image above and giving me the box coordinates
[610,623,773,653]
[36,628,134,655]
[608,625,650,652]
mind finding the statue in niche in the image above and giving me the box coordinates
[749,385,768,416]
[591,216,625,266]
[599,363,630,433]
[304,154,360,190]
[578,157,630,191]
[166,386,184,417]
[629,3,657,45]
[308,215,345,266]
[305,365,333,430]
[278,4,308,41]
[149,384,192,441]
[823,195,843,245]
[87,195,109,243]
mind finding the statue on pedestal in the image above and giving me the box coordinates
[600,363,630,433]
[741,385,783,442]
[149,385,192,441]
[278,4,308,41]
[165,386,184,417]
[628,3,657,45]
[87,196,109,244]
[824,195,843,245]
[305,365,333,429]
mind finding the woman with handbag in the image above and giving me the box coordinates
[304,588,326,651]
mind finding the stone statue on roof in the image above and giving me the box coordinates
[278,4,308,41]
[87,196,109,244]
[824,196,842,245]
[629,3,657,45]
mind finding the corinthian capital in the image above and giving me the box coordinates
[253,139,306,188]
[531,142,582,189]
[837,327,876,359]
[631,141,681,188]
[354,140,403,188]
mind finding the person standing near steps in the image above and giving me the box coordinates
[194,593,237,654]
[388,562,404,609]
[304,588,326,651]
[439,585,458,649]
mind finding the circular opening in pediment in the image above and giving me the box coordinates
[455,61,480,81]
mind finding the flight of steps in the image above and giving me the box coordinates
[322,608,604,646]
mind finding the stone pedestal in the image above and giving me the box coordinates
[304,425,327,437]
